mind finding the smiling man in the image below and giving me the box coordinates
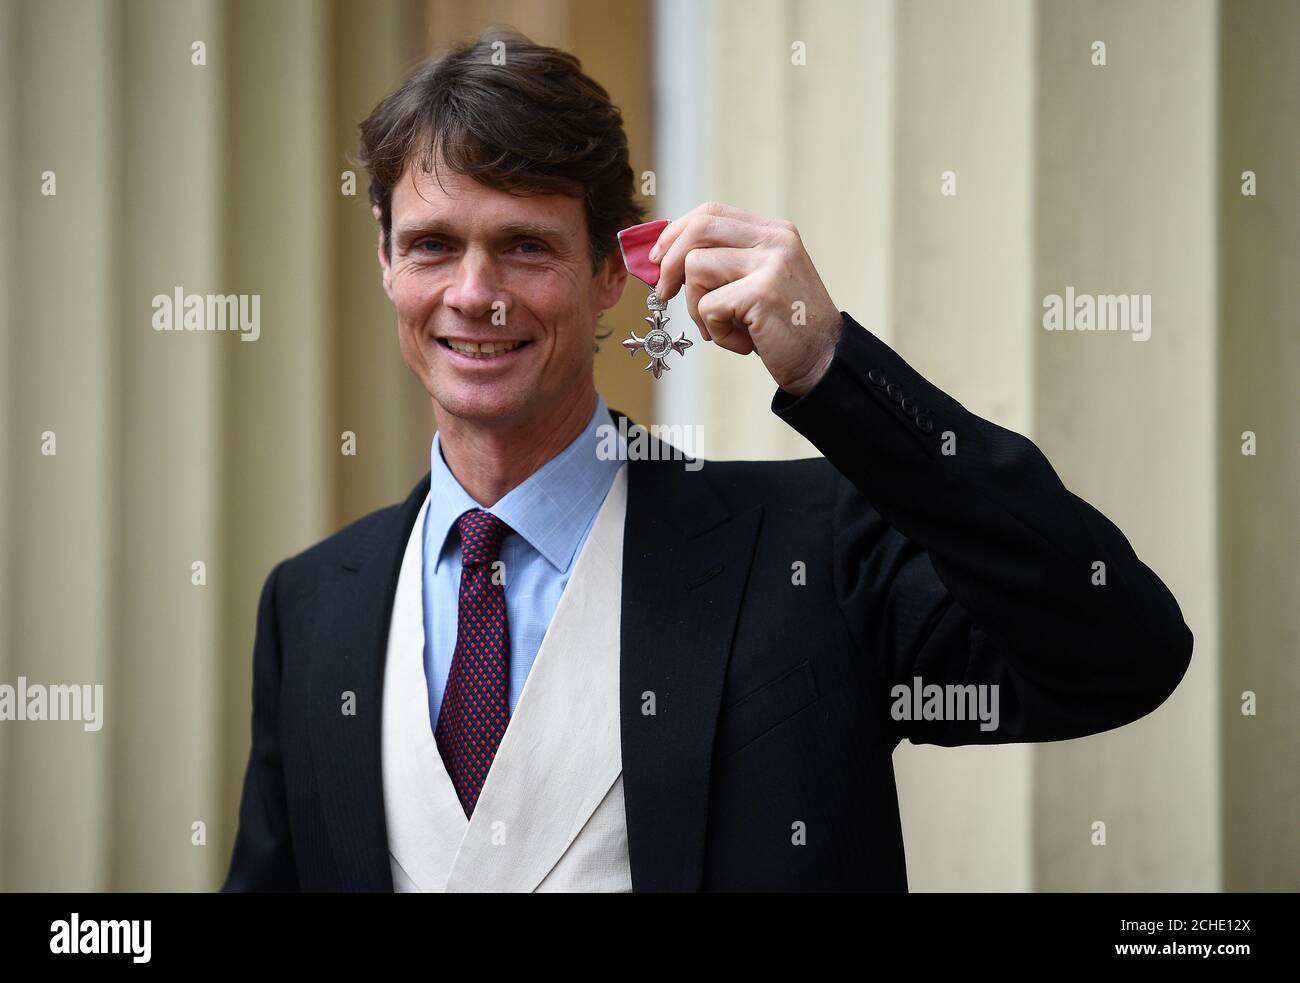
[222,29,1193,893]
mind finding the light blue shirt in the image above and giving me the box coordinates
[422,393,622,735]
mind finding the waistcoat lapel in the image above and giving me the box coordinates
[381,496,469,891]
[444,464,629,892]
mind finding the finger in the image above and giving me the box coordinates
[657,213,765,298]
[684,275,711,341]
[647,204,727,265]
[655,214,767,301]
[682,247,764,341]
[707,319,755,355]
[651,202,786,264]
[696,277,757,355]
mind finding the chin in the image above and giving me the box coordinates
[432,381,534,424]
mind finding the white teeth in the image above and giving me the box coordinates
[446,339,525,357]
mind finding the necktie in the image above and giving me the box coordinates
[435,508,512,817]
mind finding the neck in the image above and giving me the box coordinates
[434,388,599,506]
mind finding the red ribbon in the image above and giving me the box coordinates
[617,219,669,288]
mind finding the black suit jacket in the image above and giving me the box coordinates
[223,311,1192,892]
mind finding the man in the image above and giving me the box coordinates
[222,31,1192,892]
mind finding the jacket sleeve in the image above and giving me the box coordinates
[222,560,301,891]
[771,312,1193,746]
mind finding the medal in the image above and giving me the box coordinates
[617,219,693,379]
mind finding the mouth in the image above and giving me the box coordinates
[437,337,533,361]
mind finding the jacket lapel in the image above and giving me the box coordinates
[615,411,764,892]
[307,474,429,891]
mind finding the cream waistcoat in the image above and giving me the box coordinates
[380,464,631,892]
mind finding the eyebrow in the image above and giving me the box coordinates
[393,220,570,249]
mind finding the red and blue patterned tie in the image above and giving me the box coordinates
[435,508,513,818]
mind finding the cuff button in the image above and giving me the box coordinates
[868,369,887,387]
[915,415,934,433]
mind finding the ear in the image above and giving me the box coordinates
[594,250,628,311]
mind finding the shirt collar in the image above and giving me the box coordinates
[425,393,620,575]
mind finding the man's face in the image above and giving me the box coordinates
[379,156,626,428]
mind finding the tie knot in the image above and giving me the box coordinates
[455,509,511,566]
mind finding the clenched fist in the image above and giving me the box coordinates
[648,202,843,397]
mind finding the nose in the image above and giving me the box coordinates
[443,248,506,321]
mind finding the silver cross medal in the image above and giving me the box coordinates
[617,219,693,379]
[622,289,693,379]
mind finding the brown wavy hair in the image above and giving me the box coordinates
[357,26,645,273]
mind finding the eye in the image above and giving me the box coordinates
[415,239,446,253]
[516,240,547,254]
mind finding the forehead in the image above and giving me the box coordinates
[390,157,585,238]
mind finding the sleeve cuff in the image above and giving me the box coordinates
[770,311,946,462]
